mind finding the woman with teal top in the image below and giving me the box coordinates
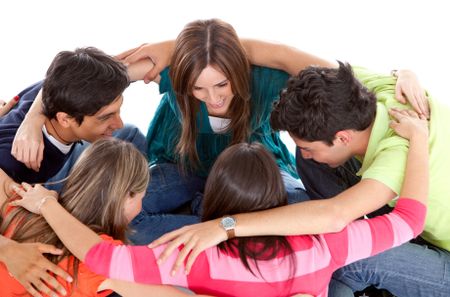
[118,19,337,244]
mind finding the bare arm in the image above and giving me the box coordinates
[11,89,46,172]
[0,172,72,297]
[388,108,428,203]
[241,38,337,75]
[11,184,101,262]
[393,69,429,118]
[126,58,160,84]
[149,177,396,275]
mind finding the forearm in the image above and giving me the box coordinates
[242,38,336,75]
[39,199,101,261]
[24,88,46,124]
[233,198,345,236]
[234,178,395,236]
[127,58,158,82]
[400,134,429,203]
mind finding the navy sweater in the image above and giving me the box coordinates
[0,82,72,183]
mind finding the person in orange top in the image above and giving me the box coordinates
[1,138,207,297]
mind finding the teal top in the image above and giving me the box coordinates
[146,66,297,178]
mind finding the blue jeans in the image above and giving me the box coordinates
[330,241,450,297]
[46,124,147,191]
[129,163,310,244]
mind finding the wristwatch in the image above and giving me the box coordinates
[220,216,236,239]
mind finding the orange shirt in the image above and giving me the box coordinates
[0,205,118,297]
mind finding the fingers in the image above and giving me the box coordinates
[36,243,64,255]
[144,63,164,83]
[156,234,187,265]
[185,246,202,275]
[171,238,197,275]
[21,283,43,297]
[27,142,42,172]
[395,83,406,104]
[0,95,19,117]
[11,140,42,172]
[416,94,430,119]
[122,45,150,65]
[29,142,44,172]
[32,275,66,297]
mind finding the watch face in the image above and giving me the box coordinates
[221,216,236,229]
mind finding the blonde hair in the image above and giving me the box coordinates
[0,138,149,290]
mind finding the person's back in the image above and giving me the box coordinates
[83,132,427,296]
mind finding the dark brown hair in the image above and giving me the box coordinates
[202,142,296,279]
[42,47,129,125]
[271,61,376,145]
[170,19,251,170]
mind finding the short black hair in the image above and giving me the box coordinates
[42,47,129,124]
[271,62,376,145]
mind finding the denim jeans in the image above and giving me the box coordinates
[46,124,147,191]
[296,148,450,297]
[129,162,310,244]
[332,241,450,297]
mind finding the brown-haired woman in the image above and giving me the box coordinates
[117,18,337,244]
[116,18,428,245]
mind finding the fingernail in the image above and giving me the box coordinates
[14,95,20,102]
[66,276,73,282]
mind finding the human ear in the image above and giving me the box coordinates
[55,112,74,128]
[335,130,352,145]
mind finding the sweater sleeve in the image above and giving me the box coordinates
[324,198,426,268]
[84,243,190,287]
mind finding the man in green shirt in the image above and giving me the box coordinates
[268,62,450,296]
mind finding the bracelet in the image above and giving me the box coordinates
[37,196,57,214]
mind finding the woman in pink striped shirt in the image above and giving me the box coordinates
[12,108,428,297]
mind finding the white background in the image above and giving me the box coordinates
[1,0,448,150]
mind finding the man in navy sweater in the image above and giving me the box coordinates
[0,47,142,296]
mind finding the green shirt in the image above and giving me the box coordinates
[146,66,297,178]
[355,66,450,250]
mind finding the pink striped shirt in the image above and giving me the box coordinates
[85,198,425,297]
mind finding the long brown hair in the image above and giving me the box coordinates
[202,142,296,279]
[0,138,149,291]
[170,19,251,170]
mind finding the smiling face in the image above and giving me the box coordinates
[192,65,234,117]
[69,95,124,142]
[291,133,354,168]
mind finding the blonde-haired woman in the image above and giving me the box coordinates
[0,139,207,297]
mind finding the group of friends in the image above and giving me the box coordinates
[0,18,449,297]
